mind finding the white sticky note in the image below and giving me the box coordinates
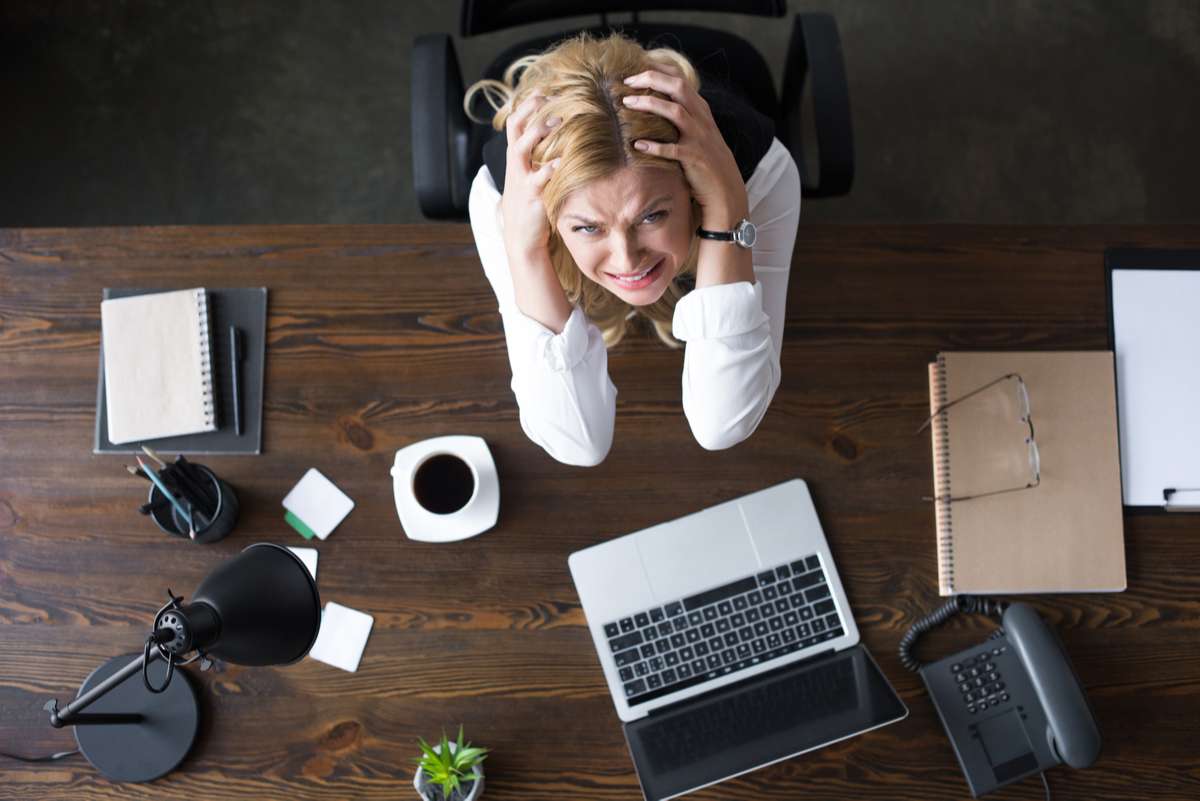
[308,602,374,673]
[282,468,355,540]
[287,546,318,580]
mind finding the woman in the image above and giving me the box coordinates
[465,33,801,466]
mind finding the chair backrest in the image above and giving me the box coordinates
[411,2,854,219]
[466,22,780,196]
[460,0,785,37]
[473,23,781,121]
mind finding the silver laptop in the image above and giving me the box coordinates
[569,479,907,800]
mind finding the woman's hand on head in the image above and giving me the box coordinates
[622,67,748,230]
[500,93,561,264]
[497,93,573,333]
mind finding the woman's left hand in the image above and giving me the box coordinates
[622,66,748,230]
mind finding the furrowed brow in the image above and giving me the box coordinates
[563,195,674,226]
[638,195,673,216]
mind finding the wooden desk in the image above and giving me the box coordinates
[2,225,1198,801]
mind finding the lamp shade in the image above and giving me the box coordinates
[190,543,321,666]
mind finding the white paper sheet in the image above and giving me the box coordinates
[287,546,318,580]
[101,288,217,443]
[308,602,374,672]
[1112,269,1200,506]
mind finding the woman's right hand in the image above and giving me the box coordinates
[500,94,561,263]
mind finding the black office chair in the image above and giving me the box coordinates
[412,1,854,221]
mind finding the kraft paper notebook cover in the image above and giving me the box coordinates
[927,352,1126,595]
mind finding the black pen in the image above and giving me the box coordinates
[229,325,244,437]
[174,455,216,509]
[167,461,216,517]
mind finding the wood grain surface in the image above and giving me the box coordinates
[2,225,1199,800]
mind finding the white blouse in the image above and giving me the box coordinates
[468,137,802,466]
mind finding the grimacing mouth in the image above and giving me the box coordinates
[607,257,663,278]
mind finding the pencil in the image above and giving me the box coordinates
[140,445,168,470]
[136,455,193,530]
[125,465,150,481]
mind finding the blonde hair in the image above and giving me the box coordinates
[464,33,702,348]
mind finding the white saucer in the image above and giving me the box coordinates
[390,436,499,542]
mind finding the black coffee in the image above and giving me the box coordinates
[413,454,475,514]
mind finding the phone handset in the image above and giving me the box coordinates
[1002,603,1101,769]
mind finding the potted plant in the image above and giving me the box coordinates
[413,726,487,801]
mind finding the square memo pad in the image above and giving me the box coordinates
[287,546,318,580]
[282,468,354,540]
[308,602,374,673]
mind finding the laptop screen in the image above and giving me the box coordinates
[623,645,907,801]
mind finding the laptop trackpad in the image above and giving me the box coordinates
[623,646,907,801]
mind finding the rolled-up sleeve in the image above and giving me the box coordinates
[673,139,801,450]
[469,167,616,466]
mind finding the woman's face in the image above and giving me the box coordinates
[555,166,693,306]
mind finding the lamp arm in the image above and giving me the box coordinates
[46,647,165,728]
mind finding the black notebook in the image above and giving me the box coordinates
[94,287,267,455]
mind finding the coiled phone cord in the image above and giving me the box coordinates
[898,594,1008,673]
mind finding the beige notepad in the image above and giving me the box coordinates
[101,288,217,444]
[928,352,1126,595]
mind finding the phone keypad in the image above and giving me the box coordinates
[951,645,1010,714]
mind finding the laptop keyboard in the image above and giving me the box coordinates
[603,554,845,705]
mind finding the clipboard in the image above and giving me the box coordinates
[1105,249,1200,512]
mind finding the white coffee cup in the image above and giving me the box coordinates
[390,436,499,542]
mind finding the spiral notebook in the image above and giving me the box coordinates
[927,352,1126,595]
[96,287,267,454]
[100,288,217,444]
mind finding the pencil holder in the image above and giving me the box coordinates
[149,464,239,544]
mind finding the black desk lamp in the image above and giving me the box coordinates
[44,543,321,782]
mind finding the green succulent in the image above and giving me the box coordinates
[415,726,487,800]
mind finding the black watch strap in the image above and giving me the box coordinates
[696,227,735,241]
[696,218,757,249]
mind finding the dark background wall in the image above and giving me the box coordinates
[1,1,1197,226]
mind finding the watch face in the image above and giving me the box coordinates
[735,220,757,248]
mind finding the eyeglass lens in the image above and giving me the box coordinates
[1015,378,1039,481]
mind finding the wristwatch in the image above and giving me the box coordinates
[696,218,757,249]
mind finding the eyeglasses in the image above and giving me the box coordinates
[918,372,1041,503]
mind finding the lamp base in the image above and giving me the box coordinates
[73,653,199,782]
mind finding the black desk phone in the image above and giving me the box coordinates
[899,597,1101,798]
